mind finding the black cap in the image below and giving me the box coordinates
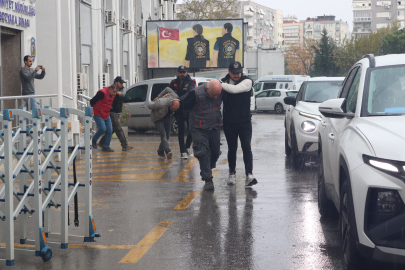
[178,65,187,72]
[114,76,126,84]
[229,62,243,73]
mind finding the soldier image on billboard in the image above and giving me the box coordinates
[213,23,240,68]
[184,24,210,68]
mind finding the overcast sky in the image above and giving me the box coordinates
[176,0,354,31]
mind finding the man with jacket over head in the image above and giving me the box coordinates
[170,65,196,159]
[221,62,258,187]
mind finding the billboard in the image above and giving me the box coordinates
[147,19,244,69]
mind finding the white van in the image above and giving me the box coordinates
[253,75,309,93]
[122,77,211,134]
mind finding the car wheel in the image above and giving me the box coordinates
[340,180,363,268]
[285,127,292,156]
[318,144,336,218]
[275,103,284,114]
[290,126,302,169]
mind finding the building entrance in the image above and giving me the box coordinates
[1,26,22,109]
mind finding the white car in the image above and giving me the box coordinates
[284,77,344,168]
[318,54,405,267]
[255,89,298,114]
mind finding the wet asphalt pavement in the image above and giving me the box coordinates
[0,113,403,269]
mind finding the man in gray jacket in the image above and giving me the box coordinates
[180,80,223,191]
[20,55,46,109]
[148,87,180,159]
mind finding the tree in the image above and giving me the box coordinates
[311,28,338,77]
[381,28,405,55]
[284,39,316,75]
[176,0,240,20]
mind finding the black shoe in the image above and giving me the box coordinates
[92,140,98,149]
[102,147,114,152]
[204,181,214,191]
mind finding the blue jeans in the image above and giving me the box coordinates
[23,97,38,110]
[93,115,113,148]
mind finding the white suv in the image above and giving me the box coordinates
[284,77,343,168]
[318,54,405,267]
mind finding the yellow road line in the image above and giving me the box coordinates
[93,171,166,180]
[79,156,166,163]
[212,169,220,179]
[173,190,202,210]
[53,165,171,176]
[119,221,173,263]
[0,243,136,249]
[75,160,173,169]
[175,158,197,181]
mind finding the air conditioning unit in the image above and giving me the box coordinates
[102,73,110,88]
[105,10,116,26]
[122,19,132,34]
[136,25,145,38]
[77,73,88,90]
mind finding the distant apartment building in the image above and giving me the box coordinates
[353,0,405,38]
[282,15,349,48]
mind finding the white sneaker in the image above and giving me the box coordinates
[245,174,258,188]
[227,174,236,185]
[187,148,194,157]
[181,153,188,159]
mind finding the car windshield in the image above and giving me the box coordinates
[302,81,342,103]
[364,65,405,116]
[286,91,298,97]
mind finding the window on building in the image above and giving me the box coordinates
[247,69,258,80]
[398,10,405,16]
[376,23,390,28]
[376,12,391,17]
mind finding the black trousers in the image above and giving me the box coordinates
[191,127,221,180]
[223,121,253,176]
[175,111,192,154]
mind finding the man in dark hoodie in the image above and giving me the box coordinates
[169,65,196,159]
[221,62,257,188]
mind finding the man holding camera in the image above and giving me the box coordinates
[20,55,46,109]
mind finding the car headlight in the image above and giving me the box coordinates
[363,154,405,181]
[301,121,316,133]
[299,111,322,121]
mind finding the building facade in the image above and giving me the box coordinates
[353,0,405,38]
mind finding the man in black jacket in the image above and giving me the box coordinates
[170,66,196,159]
[99,76,133,151]
[221,62,257,187]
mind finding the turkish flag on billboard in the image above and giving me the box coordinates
[159,27,180,41]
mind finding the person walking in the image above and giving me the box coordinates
[180,80,223,191]
[98,76,134,151]
[90,84,119,152]
[148,87,180,159]
[169,65,196,159]
[221,62,257,187]
[20,55,46,110]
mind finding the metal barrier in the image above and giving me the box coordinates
[0,106,99,266]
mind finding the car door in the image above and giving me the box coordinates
[324,66,362,191]
[124,84,150,128]
[256,91,269,110]
[266,90,280,109]
[286,83,305,141]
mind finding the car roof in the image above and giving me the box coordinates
[262,89,298,92]
[307,77,345,82]
[370,54,405,67]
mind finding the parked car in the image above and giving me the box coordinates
[255,89,298,114]
[284,77,344,168]
[122,77,211,134]
[318,54,405,267]
[253,75,309,95]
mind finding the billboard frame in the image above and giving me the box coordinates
[146,18,245,70]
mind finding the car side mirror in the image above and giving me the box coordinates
[319,98,354,119]
[283,96,296,107]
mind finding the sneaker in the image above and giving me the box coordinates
[166,152,173,160]
[245,174,258,188]
[204,180,214,191]
[122,146,134,151]
[102,147,114,152]
[227,174,236,185]
[187,148,194,157]
[181,153,188,159]
[92,140,98,149]
[158,153,166,159]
